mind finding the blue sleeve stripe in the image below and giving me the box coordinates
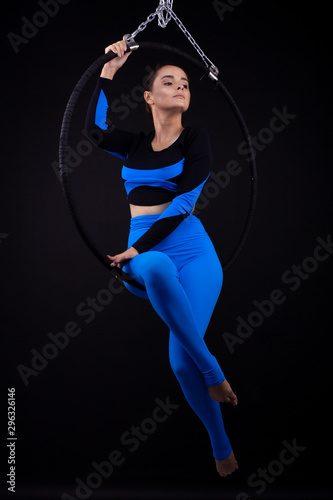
[105,150,126,160]
[95,89,108,130]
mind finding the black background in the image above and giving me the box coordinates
[1,1,332,499]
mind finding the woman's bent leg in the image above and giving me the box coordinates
[169,248,233,460]
[125,251,224,386]
[170,337,232,460]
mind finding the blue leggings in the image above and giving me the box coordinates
[122,213,232,459]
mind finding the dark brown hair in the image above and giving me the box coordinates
[144,64,190,121]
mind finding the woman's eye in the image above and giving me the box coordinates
[163,82,189,89]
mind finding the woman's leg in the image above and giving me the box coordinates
[124,251,224,386]
[169,247,235,461]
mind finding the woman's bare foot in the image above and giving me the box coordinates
[208,379,238,405]
[215,451,239,477]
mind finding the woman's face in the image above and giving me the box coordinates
[145,65,191,117]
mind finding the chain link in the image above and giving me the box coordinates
[126,1,219,79]
[157,0,174,27]
[129,12,159,40]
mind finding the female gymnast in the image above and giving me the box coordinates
[85,39,239,477]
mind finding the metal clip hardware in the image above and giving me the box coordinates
[123,34,140,51]
[208,65,219,81]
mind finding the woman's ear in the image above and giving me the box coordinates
[144,90,153,105]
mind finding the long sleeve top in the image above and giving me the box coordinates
[85,77,213,254]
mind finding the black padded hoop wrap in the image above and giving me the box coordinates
[59,47,146,290]
[59,41,257,290]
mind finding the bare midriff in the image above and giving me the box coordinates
[130,202,196,218]
[129,202,172,218]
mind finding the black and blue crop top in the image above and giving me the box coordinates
[85,77,213,254]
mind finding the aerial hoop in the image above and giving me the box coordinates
[59,41,257,291]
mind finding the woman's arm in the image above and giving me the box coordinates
[108,128,213,268]
[85,40,138,159]
[130,127,213,254]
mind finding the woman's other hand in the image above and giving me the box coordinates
[100,40,132,79]
[106,246,139,268]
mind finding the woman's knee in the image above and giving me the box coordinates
[170,353,193,381]
[169,341,196,381]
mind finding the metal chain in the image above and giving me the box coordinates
[128,12,158,40]
[125,1,219,80]
[167,8,219,78]
[157,0,174,28]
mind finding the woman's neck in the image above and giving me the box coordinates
[151,113,184,147]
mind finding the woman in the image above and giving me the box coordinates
[85,40,239,477]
